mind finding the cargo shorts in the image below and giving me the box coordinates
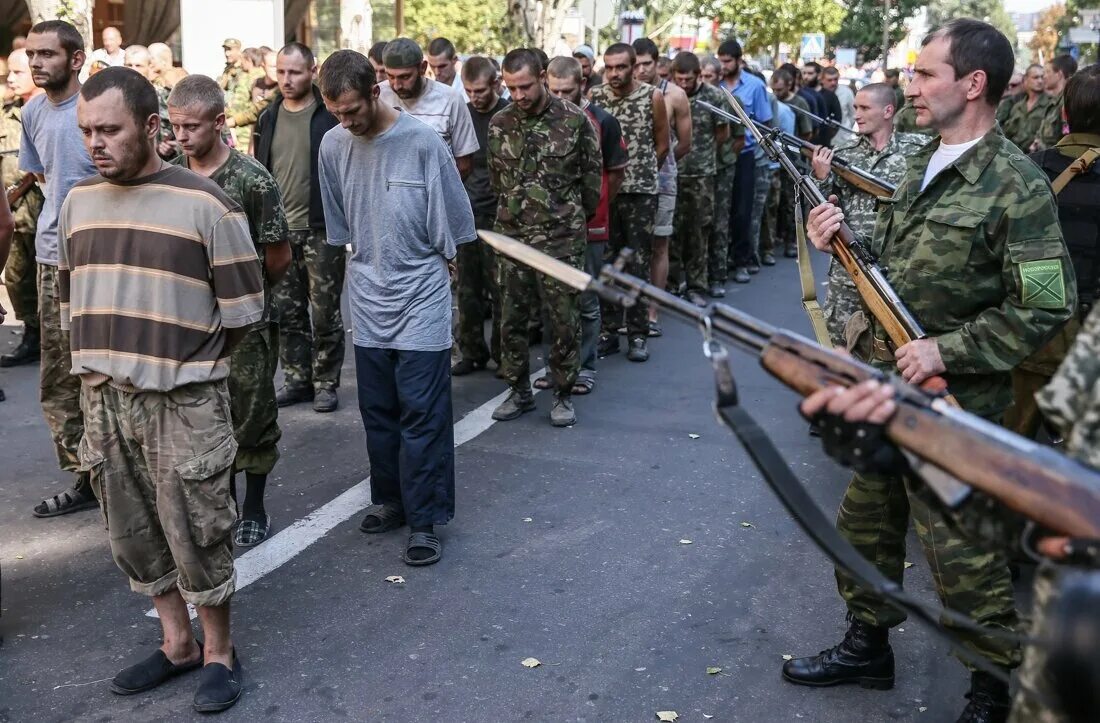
[79,379,238,607]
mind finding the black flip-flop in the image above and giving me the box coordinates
[403,532,442,566]
[359,504,406,534]
[111,642,204,695]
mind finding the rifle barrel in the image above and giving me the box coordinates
[780,100,857,136]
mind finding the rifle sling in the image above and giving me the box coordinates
[1050,147,1100,195]
[794,193,833,348]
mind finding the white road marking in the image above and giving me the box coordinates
[148,368,547,619]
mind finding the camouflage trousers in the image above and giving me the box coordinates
[823,259,862,349]
[271,229,347,393]
[498,252,581,395]
[602,193,655,340]
[79,379,237,607]
[1009,564,1075,722]
[228,323,281,476]
[749,160,777,258]
[758,170,782,260]
[708,164,736,285]
[835,469,1021,669]
[670,176,715,295]
[4,231,38,330]
[456,215,500,365]
[776,174,798,253]
[38,264,84,478]
[1004,318,1080,439]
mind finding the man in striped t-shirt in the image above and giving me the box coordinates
[59,67,263,713]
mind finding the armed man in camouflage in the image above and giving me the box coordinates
[1003,64,1056,152]
[668,51,737,307]
[1035,54,1078,151]
[224,48,279,147]
[1,48,44,369]
[488,49,601,427]
[788,20,1076,722]
[810,83,925,348]
[590,43,669,361]
[169,74,292,548]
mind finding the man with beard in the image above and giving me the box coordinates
[317,50,475,565]
[19,20,98,518]
[802,61,838,145]
[168,74,292,548]
[379,38,478,179]
[254,43,344,413]
[63,66,263,712]
[590,43,669,361]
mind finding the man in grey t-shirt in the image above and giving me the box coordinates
[20,20,98,519]
[317,50,476,568]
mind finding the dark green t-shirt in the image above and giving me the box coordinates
[271,100,315,231]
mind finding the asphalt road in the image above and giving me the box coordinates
[0,252,1020,722]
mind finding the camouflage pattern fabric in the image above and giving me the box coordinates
[834,468,1021,669]
[679,82,737,178]
[79,380,237,607]
[708,162,736,285]
[487,95,602,259]
[602,193,656,340]
[456,212,500,365]
[995,95,1020,126]
[4,232,38,328]
[758,170,781,261]
[1004,318,1080,439]
[38,264,84,477]
[230,78,278,128]
[154,84,174,144]
[671,175,714,295]
[1008,563,1066,723]
[589,82,660,195]
[497,253,581,395]
[818,131,924,347]
[893,102,932,136]
[1002,93,1057,152]
[217,62,245,93]
[271,229,347,393]
[1035,92,1066,151]
[230,68,266,151]
[2,101,42,329]
[749,160,776,259]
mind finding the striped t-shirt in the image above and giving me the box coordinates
[58,164,264,392]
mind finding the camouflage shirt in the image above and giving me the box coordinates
[1035,92,1067,151]
[0,100,43,234]
[868,126,1077,417]
[1002,92,1058,152]
[894,102,933,136]
[488,94,602,259]
[590,81,659,194]
[679,81,739,178]
[1036,305,1100,470]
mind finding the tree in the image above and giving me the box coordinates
[830,0,924,64]
[405,0,515,54]
[23,0,93,53]
[926,0,1017,42]
[1029,3,1065,64]
[509,0,574,52]
[691,0,845,59]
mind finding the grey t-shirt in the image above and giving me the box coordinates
[271,99,314,231]
[18,90,97,264]
[318,111,477,351]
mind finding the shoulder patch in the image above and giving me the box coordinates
[1019,259,1067,309]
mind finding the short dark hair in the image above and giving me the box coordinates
[670,51,699,75]
[531,47,550,73]
[717,39,742,59]
[1052,54,1078,80]
[81,66,158,129]
[822,66,839,78]
[771,67,794,87]
[656,56,671,69]
[502,48,542,77]
[1026,63,1043,75]
[632,38,659,62]
[279,42,315,69]
[804,61,822,73]
[368,41,387,64]
[30,19,84,58]
[319,49,377,100]
[462,55,496,83]
[884,68,900,80]
[546,56,582,84]
[427,37,456,59]
[1064,63,1100,134]
[242,47,263,67]
[922,18,1013,105]
[604,43,635,63]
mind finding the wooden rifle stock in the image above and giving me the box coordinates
[794,146,895,199]
[6,172,36,207]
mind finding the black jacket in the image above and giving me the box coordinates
[254,85,338,231]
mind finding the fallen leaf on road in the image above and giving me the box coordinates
[919,707,927,713]
[706,666,722,675]
[704,716,714,720]
[781,654,793,661]
[521,657,541,668]
[656,712,678,722]
[904,561,914,569]
[740,522,755,528]
[688,434,700,439]
[634,667,647,672]
[680,539,693,545]
[384,576,405,584]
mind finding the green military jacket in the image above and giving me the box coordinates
[0,101,43,235]
[487,95,602,259]
[893,102,933,136]
[1002,92,1057,152]
[868,126,1076,417]
[680,81,741,178]
[1035,92,1066,151]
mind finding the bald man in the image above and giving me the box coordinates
[149,42,188,90]
[90,26,124,67]
[126,46,175,156]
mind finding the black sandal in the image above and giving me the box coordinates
[403,532,442,566]
[533,375,553,390]
[359,504,406,534]
[111,641,204,695]
[32,487,99,518]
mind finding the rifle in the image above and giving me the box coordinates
[723,91,958,405]
[697,99,896,200]
[6,172,36,207]
[780,99,857,137]
[479,228,1100,539]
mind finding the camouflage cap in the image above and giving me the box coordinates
[223,38,242,49]
[382,38,423,69]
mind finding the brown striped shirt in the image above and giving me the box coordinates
[58,164,264,391]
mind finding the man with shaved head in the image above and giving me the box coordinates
[89,26,124,67]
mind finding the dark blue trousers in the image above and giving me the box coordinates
[354,346,455,527]
[728,150,758,267]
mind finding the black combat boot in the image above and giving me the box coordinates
[956,671,1010,723]
[1,325,40,367]
[781,615,894,689]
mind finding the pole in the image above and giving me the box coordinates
[882,0,891,67]
[395,0,405,36]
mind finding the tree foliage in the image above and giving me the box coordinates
[925,0,1017,42]
[830,0,924,64]
[404,0,517,54]
[23,0,93,53]
[1029,4,1066,64]
[690,0,846,57]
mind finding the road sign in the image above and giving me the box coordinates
[801,33,825,60]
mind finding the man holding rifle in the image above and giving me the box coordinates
[810,83,924,348]
[785,19,1075,722]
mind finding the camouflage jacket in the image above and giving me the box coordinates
[589,81,659,195]
[680,81,740,178]
[1036,305,1100,470]
[230,78,278,127]
[1035,92,1067,151]
[1002,92,1057,152]
[229,68,266,122]
[217,62,245,94]
[867,126,1076,417]
[0,100,43,234]
[487,95,602,259]
[995,94,1019,125]
[893,102,933,136]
